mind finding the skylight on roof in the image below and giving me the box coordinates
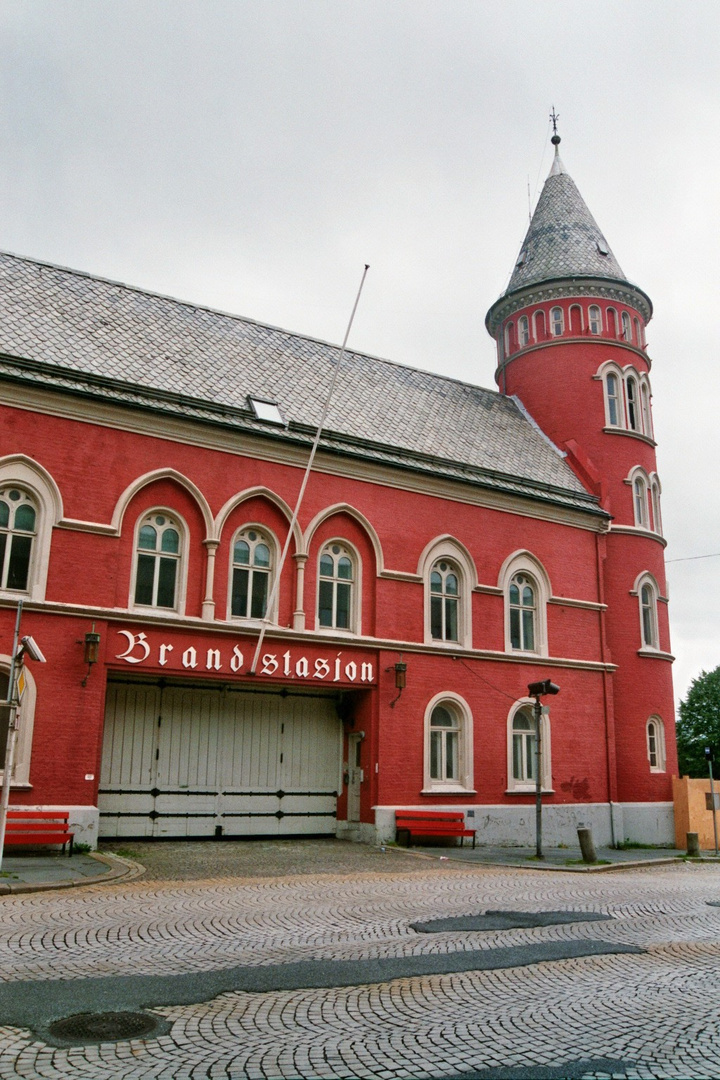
[248,397,284,425]
[596,240,609,256]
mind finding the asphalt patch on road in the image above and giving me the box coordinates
[2,940,643,1046]
[444,1058,632,1079]
[410,909,613,933]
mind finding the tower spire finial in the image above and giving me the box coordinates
[550,106,561,146]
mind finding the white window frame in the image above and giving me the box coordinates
[518,315,530,347]
[621,311,632,342]
[500,552,550,657]
[0,457,61,603]
[640,379,653,438]
[316,539,361,634]
[635,572,660,651]
[605,369,623,427]
[632,472,649,528]
[625,374,640,431]
[422,691,475,794]
[506,699,552,793]
[419,537,475,649]
[650,476,663,536]
[647,716,666,772]
[550,306,564,337]
[129,508,188,615]
[227,524,278,623]
[588,305,602,335]
[0,654,37,788]
[429,558,462,644]
[0,487,38,595]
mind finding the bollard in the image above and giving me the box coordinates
[686,832,700,857]
[577,826,597,864]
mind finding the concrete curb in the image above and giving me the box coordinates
[383,844,687,873]
[0,852,145,895]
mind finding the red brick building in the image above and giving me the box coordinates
[0,139,676,848]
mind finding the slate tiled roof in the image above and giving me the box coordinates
[505,151,626,295]
[0,250,601,515]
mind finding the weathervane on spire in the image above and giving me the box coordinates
[550,106,561,146]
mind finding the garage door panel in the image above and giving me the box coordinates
[100,683,341,838]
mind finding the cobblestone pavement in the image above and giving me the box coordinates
[1,840,720,1079]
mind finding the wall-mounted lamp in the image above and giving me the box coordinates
[388,656,407,709]
[81,624,101,687]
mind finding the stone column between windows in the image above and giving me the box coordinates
[202,539,220,621]
[293,553,308,630]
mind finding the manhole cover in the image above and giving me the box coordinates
[47,1011,160,1044]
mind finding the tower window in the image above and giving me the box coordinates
[626,376,639,431]
[588,305,602,334]
[550,307,564,336]
[606,372,621,427]
[622,312,632,342]
[518,315,529,347]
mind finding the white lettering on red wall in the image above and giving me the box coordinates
[114,629,375,685]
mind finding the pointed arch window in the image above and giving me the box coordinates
[430,560,460,642]
[509,573,537,652]
[588,305,602,335]
[318,542,356,631]
[231,527,274,619]
[0,488,36,592]
[133,512,183,610]
[550,307,564,337]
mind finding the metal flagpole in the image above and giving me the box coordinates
[0,601,23,873]
[249,265,370,675]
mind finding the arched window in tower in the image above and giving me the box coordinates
[607,307,619,337]
[504,322,516,355]
[550,307,564,337]
[605,372,621,427]
[650,478,663,535]
[518,315,529,347]
[633,317,642,347]
[647,716,666,772]
[231,527,274,620]
[640,382,652,437]
[622,311,632,342]
[588,305,602,335]
[633,475,649,528]
[638,576,660,650]
[0,488,37,592]
[534,310,546,341]
[626,375,640,431]
[509,572,537,652]
[569,305,583,334]
[430,559,460,642]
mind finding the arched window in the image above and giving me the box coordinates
[318,542,356,631]
[534,310,546,340]
[641,382,652,437]
[423,693,474,793]
[638,576,659,650]
[504,322,516,355]
[509,572,537,652]
[133,511,183,610]
[507,701,552,792]
[633,475,649,528]
[430,559,460,642]
[518,315,529,347]
[550,307,564,336]
[651,478,663,535]
[588,305,602,335]
[626,375,640,431]
[633,317,642,347]
[0,488,37,592]
[622,311,632,341]
[647,717,666,772]
[569,304,583,334]
[231,527,273,619]
[607,308,619,337]
[605,372,622,427]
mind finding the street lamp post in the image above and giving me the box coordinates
[527,679,560,859]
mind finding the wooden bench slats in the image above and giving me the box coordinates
[395,809,476,849]
[3,811,74,856]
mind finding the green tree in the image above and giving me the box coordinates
[676,666,720,777]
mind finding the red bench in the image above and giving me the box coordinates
[395,810,476,849]
[3,811,75,856]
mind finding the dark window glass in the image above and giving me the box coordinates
[232,567,249,617]
[156,558,177,608]
[7,536,32,590]
[318,579,334,627]
[135,553,155,605]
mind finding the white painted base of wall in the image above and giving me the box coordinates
[371,802,675,848]
[336,820,376,845]
[10,805,100,849]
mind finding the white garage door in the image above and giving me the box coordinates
[98,681,342,838]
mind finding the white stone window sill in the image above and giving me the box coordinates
[505,787,555,795]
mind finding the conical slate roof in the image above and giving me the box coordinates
[505,147,626,295]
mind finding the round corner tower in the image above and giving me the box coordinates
[486,134,677,827]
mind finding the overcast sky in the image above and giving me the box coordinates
[2,0,718,708]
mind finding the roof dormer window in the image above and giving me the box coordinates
[596,240,609,256]
[248,397,284,425]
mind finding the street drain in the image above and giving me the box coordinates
[47,1011,161,1045]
